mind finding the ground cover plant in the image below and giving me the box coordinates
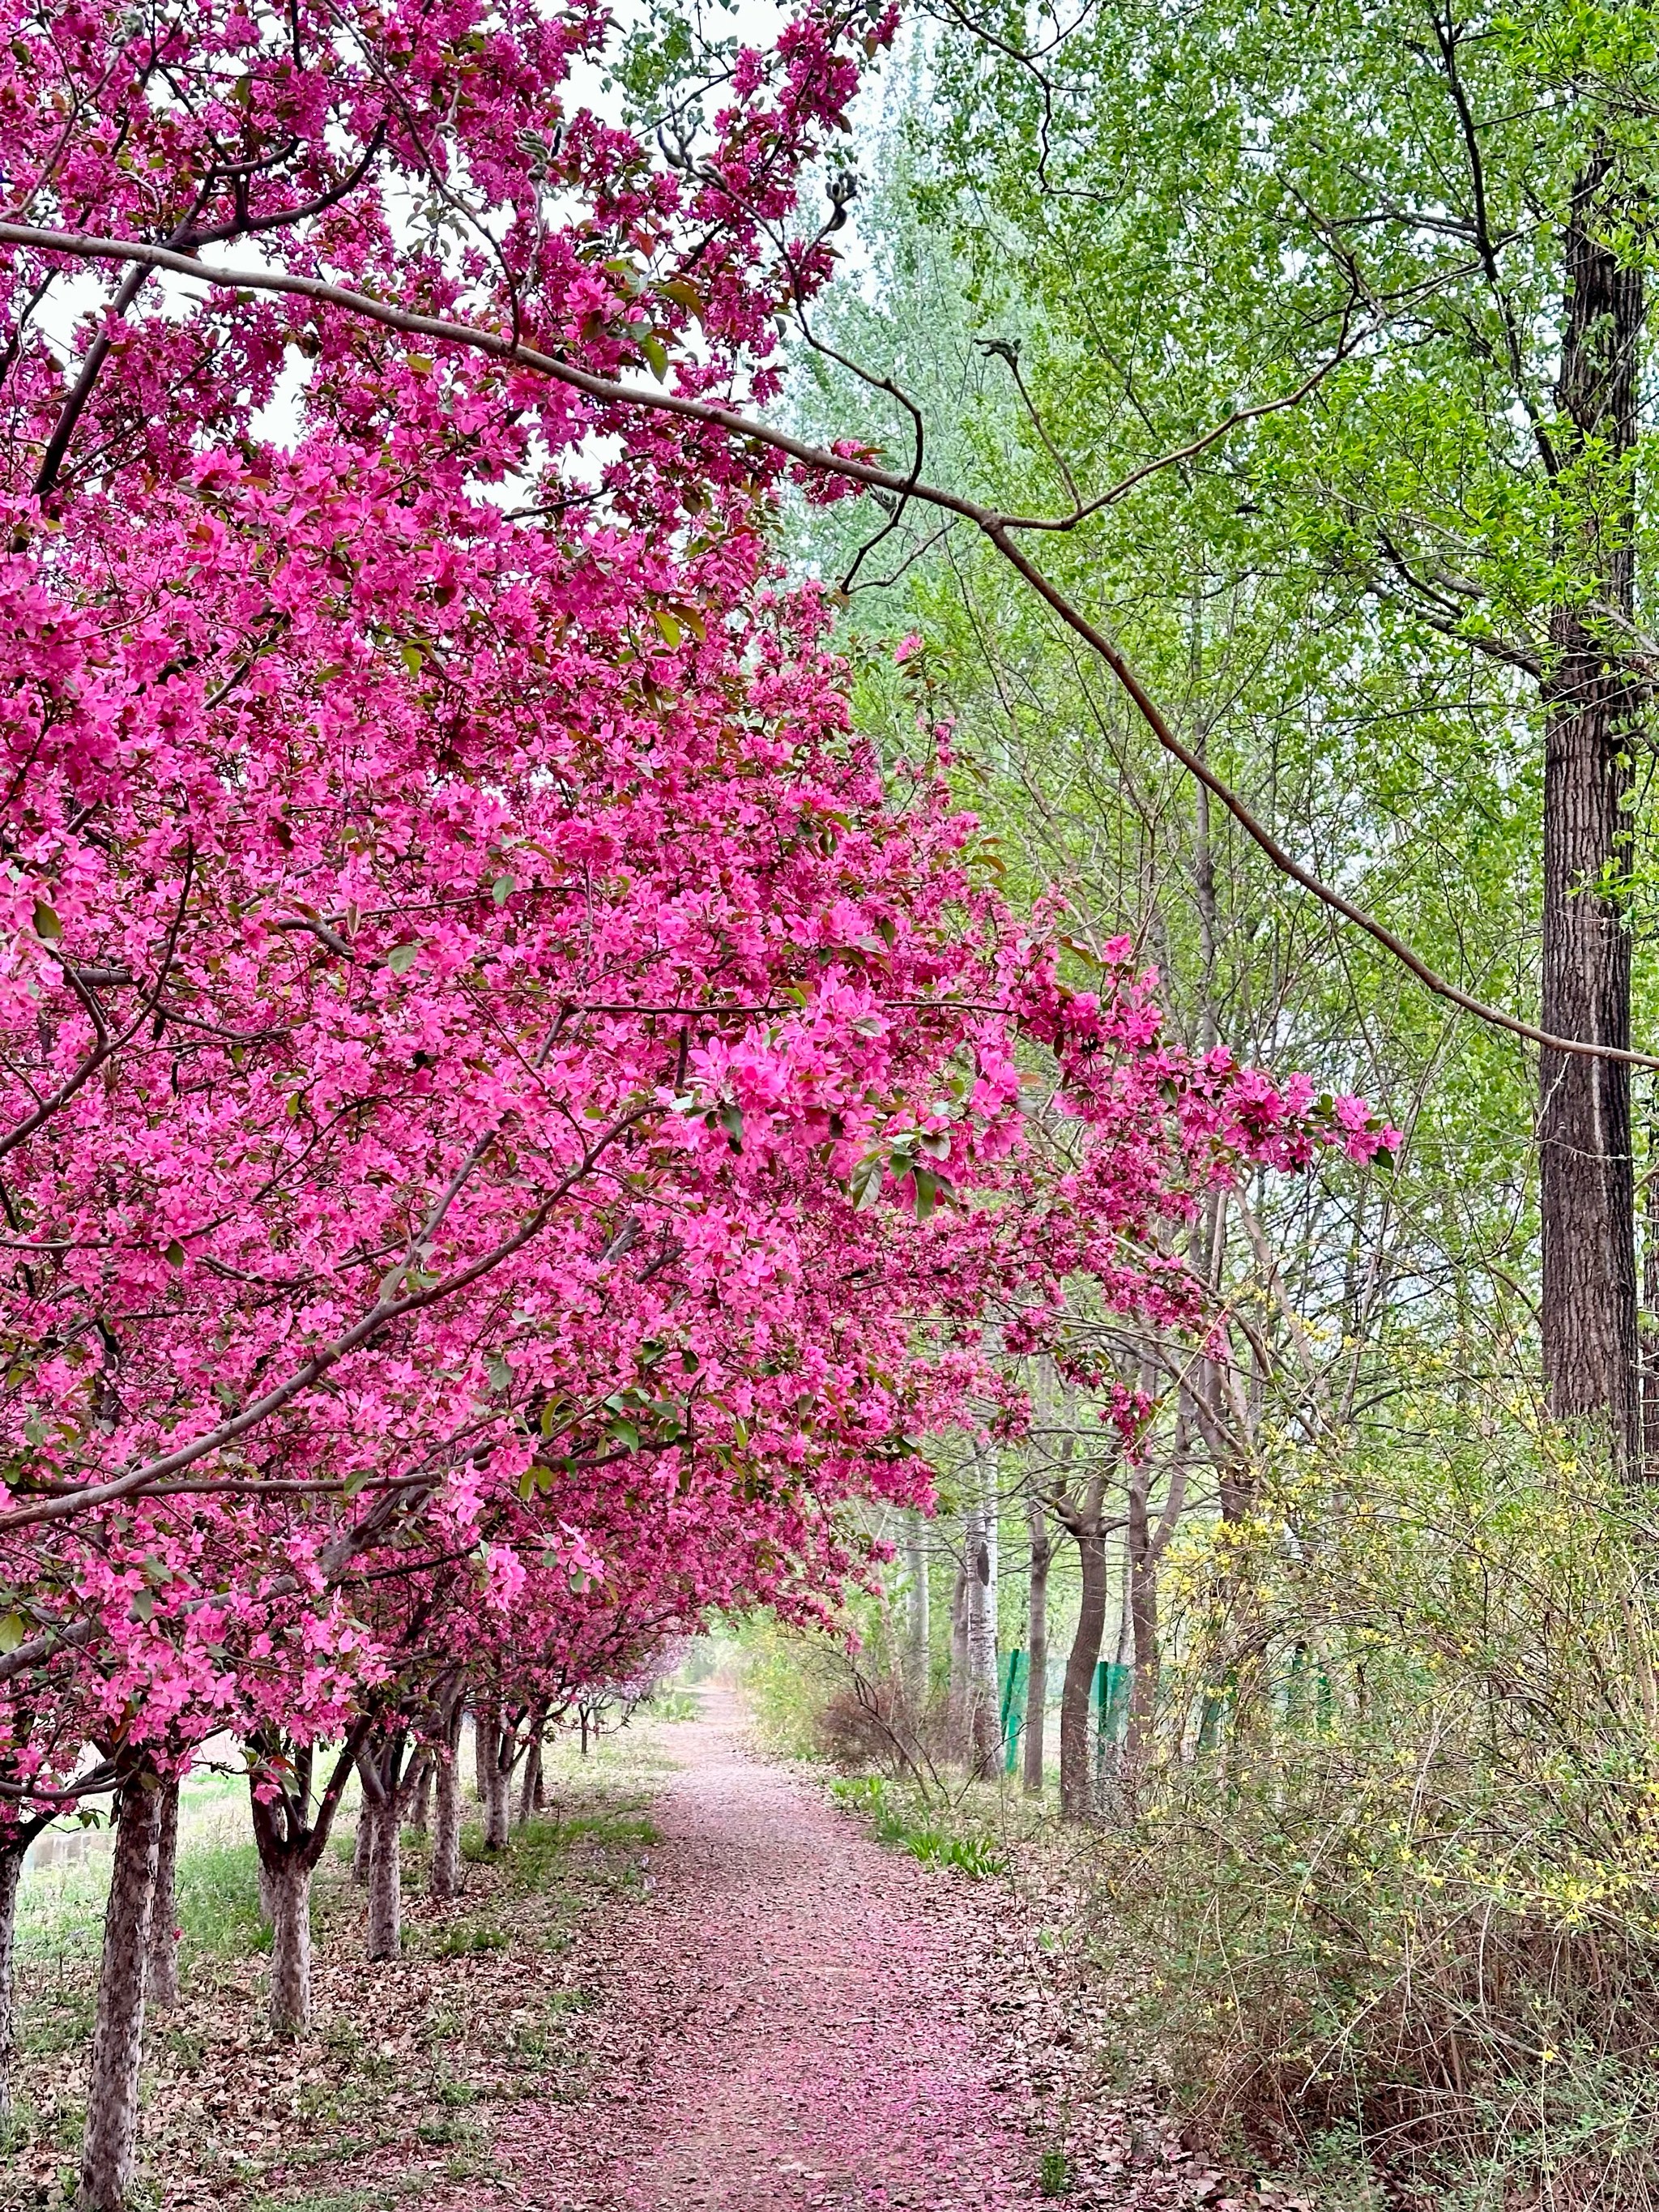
[4,1729,663,2212]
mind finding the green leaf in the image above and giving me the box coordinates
[717,1100,744,1151]
[652,606,682,647]
[32,899,61,942]
[164,1239,186,1267]
[0,1613,26,1654]
[913,1165,938,1222]
[849,1151,885,1210]
[399,642,424,679]
[491,873,516,905]
[610,1419,641,1453]
[642,333,669,381]
[386,942,420,975]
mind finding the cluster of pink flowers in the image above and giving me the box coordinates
[0,0,1397,1851]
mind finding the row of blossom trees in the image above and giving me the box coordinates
[0,2,1396,2203]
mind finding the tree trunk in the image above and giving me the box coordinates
[471,1705,497,1805]
[79,1770,162,2212]
[484,1745,511,1851]
[352,1802,373,1885]
[408,1754,433,1834]
[266,1858,313,2036]
[1540,152,1644,1475]
[965,1468,1000,1777]
[1060,1515,1108,1821]
[365,1796,400,1961]
[145,1776,180,2011]
[431,1701,464,1901]
[1122,1462,1160,1783]
[903,1513,931,1713]
[945,1557,970,1757]
[517,1731,543,1828]
[0,1842,21,2136]
[246,1730,359,2035]
[1022,1495,1051,1794]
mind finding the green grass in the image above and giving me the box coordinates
[176,1838,271,1957]
[429,1919,511,1958]
[249,2188,419,2212]
[828,1775,1009,1878]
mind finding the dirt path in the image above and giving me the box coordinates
[476,1692,1047,2212]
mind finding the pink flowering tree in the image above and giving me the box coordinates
[0,3,1399,2205]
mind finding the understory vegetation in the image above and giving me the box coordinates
[754,1427,1659,2206]
[4,1734,662,2212]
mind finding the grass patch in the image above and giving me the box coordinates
[176,1838,270,1958]
[430,1920,511,1958]
[1038,2149,1072,2197]
[829,1775,1008,1879]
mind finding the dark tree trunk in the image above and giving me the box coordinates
[964,1481,1000,1779]
[0,1840,22,2135]
[472,1704,497,1805]
[430,1697,465,1901]
[79,1770,163,2211]
[365,1795,401,1961]
[1057,1476,1109,1822]
[1541,154,1644,1474]
[1122,1463,1160,1783]
[356,1726,416,1959]
[517,1723,544,1828]
[408,1753,433,1834]
[145,1776,180,2011]
[1022,1495,1051,1795]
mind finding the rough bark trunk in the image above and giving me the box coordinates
[471,1705,497,1805]
[79,1771,162,2212]
[903,1514,931,1715]
[1059,1511,1108,1822]
[352,1802,373,1885]
[1022,1495,1051,1795]
[484,1745,511,1851]
[266,1859,313,2035]
[1541,153,1644,1475]
[517,1732,542,1828]
[408,1755,433,1834]
[365,1796,400,1961]
[145,1776,180,2012]
[431,1701,464,1901]
[246,1730,358,2035]
[0,1842,21,2137]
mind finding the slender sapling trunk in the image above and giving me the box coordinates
[1022,1494,1051,1795]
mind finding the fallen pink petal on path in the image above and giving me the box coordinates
[459,1694,1047,2212]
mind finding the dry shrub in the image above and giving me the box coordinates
[1092,1429,1659,2210]
[812,1666,942,1783]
